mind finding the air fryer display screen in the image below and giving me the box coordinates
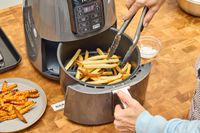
[69,0,105,35]
[83,5,95,13]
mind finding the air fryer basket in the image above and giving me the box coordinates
[58,27,141,92]
[57,28,152,125]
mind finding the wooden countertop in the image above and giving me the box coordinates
[0,0,200,132]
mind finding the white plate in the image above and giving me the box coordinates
[0,78,47,132]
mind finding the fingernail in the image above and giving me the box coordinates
[122,16,126,20]
[144,22,148,27]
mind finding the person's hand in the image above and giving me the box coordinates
[114,91,146,132]
[123,0,165,27]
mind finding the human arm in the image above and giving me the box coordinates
[114,91,200,133]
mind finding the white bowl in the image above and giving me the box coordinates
[138,36,162,59]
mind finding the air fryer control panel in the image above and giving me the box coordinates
[68,0,105,35]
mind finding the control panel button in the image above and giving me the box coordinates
[92,23,101,30]
[92,18,100,24]
[78,7,82,11]
[79,22,89,28]
[78,16,89,22]
[71,0,105,35]
[78,13,83,16]
[33,28,38,38]
[91,13,99,18]
[81,27,90,33]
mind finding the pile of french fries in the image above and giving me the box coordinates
[65,48,132,85]
[0,81,39,123]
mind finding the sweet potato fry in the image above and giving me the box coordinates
[65,49,81,71]
[0,82,38,123]
[2,81,8,91]
[3,84,17,92]
[13,106,27,123]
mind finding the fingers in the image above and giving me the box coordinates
[114,120,135,132]
[116,91,138,107]
[126,0,135,9]
[115,104,123,111]
[114,104,123,120]
[123,2,144,20]
[143,7,159,27]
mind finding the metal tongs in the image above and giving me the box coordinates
[108,7,149,66]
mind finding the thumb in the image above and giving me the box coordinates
[116,90,136,107]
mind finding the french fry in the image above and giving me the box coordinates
[84,64,118,69]
[107,48,111,53]
[122,74,131,80]
[115,66,123,74]
[65,48,134,85]
[78,68,101,78]
[0,114,17,122]
[108,78,122,85]
[96,48,105,55]
[65,49,81,71]
[75,71,81,80]
[2,81,8,91]
[84,50,89,60]
[78,55,83,61]
[126,63,132,74]
[3,84,17,92]
[81,69,101,82]
[19,101,36,114]
[13,106,27,123]
[91,75,121,81]
[122,63,129,73]
[87,55,119,60]
[87,74,122,84]
[76,55,84,79]
[81,59,119,65]
[113,68,117,75]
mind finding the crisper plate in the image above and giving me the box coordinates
[0,78,47,132]
[0,28,21,73]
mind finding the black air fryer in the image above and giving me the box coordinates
[23,0,117,80]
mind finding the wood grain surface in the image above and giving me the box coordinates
[0,0,200,132]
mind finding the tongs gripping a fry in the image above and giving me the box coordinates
[121,7,149,66]
[107,13,135,59]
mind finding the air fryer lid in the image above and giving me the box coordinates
[58,28,141,92]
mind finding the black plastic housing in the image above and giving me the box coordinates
[0,28,21,73]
